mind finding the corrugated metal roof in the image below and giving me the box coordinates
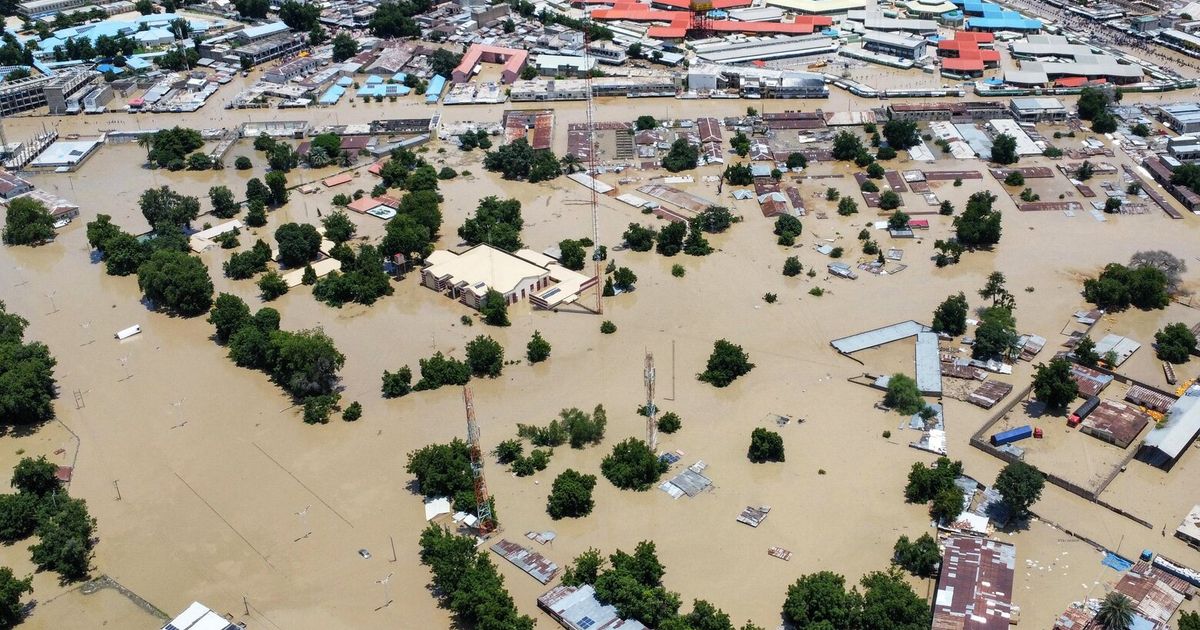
[831,320,930,354]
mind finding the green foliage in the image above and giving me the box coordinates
[783,256,803,277]
[302,393,339,424]
[1033,358,1079,411]
[1155,323,1197,363]
[825,187,840,201]
[832,130,864,161]
[1095,592,1135,630]
[876,146,897,160]
[623,223,657,251]
[1082,263,1170,311]
[593,541,679,627]
[671,264,685,278]
[0,565,32,626]
[994,461,1045,520]
[656,221,686,256]
[2,197,54,246]
[879,191,901,211]
[208,185,239,219]
[10,457,59,497]
[417,524,534,629]
[935,238,965,267]
[882,119,919,150]
[774,214,803,243]
[601,438,667,491]
[1092,110,1117,134]
[904,457,963,503]
[459,196,523,251]
[724,163,752,185]
[939,200,954,215]
[866,162,885,179]
[559,238,586,270]
[883,373,923,415]
[477,289,510,327]
[635,115,658,131]
[511,449,551,477]
[27,496,94,582]
[483,138,560,182]
[137,249,213,317]
[1075,160,1095,181]
[731,131,751,157]
[547,469,597,519]
[1074,335,1099,367]
[786,152,807,169]
[683,220,712,256]
[527,330,551,363]
[245,201,267,227]
[331,32,358,62]
[144,126,202,168]
[887,210,909,231]
[274,222,321,267]
[0,493,38,542]
[990,133,1018,165]
[1077,86,1108,120]
[223,239,272,279]
[657,412,682,434]
[321,209,356,243]
[697,205,734,233]
[465,335,504,378]
[932,292,968,336]
[1176,610,1200,630]
[313,245,393,307]
[414,352,471,391]
[562,547,605,586]
[381,366,413,398]
[407,439,472,498]
[973,306,1017,360]
[782,571,859,628]
[601,320,617,334]
[257,271,288,301]
[748,428,784,463]
[1004,171,1025,186]
[140,185,200,228]
[931,485,964,522]
[954,191,1002,247]
[837,197,859,216]
[662,138,699,172]
[892,533,940,577]
[265,170,289,205]
[860,180,879,193]
[698,339,754,387]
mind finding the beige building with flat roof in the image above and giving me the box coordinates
[421,244,595,310]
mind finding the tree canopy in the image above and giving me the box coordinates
[990,133,1018,165]
[892,533,940,578]
[143,127,203,168]
[1032,358,1079,411]
[2,197,55,246]
[459,196,523,251]
[274,222,322,268]
[547,469,597,519]
[932,292,969,336]
[883,373,924,415]
[662,138,699,172]
[954,191,1002,247]
[882,119,919,150]
[1155,323,1197,364]
[698,340,754,387]
[137,249,214,317]
[1083,262,1170,311]
[139,185,200,228]
[994,461,1044,520]
[748,428,784,463]
[418,524,534,629]
[601,438,667,491]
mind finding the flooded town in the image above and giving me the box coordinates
[1,0,1200,627]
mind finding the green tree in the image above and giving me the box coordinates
[657,412,682,434]
[656,221,686,256]
[973,306,1017,360]
[601,320,617,334]
[1092,110,1117,134]
[1154,322,1197,363]
[265,170,289,206]
[547,469,596,519]
[783,256,802,277]
[932,292,968,336]
[429,48,463,77]
[683,219,712,256]
[782,571,859,629]
[1177,611,1200,630]
[698,340,754,387]
[331,32,358,62]
[137,249,213,317]
[144,127,203,168]
[838,197,859,216]
[208,185,239,219]
[887,210,909,230]
[321,209,355,243]
[994,461,1044,520]
[879,191,901,211]
[1004,171,1025,186]
[407,440,472,498]
[857,569,930,630]
[479,289,510,326]
[10,456,59,496]
[559,239,586,270]
[730,131,750,157]
[991,133,1018,164]
[1077,86,1108,120]
[1083,263,1170,310]
[207,293,251,343]
[29,497,95,581]
[661,138,699,172]
[459,196,523,251]
[493,439,523,464]
[882,119,919,149]
[786,152,807,169]
[600,438,667,490]
[831,130,864,161]
[954,191,1002,247]
[2,197,55,246]
[748,428,784,463]
[140,185,200,228]
[465,335,504,377]
[562,548,605,586]
[0,566,32,626]
[274,222,321,267]
[414,352,471,391]
[774,214,803,242]
[892,533,940,577]
[302,393,339,424]
[623,223,657,251]
[884,373,924,414]
[381,366,413,398]
[611,266,638,290]
[257,271,288,301]
[1094,592,1135,630]
[1033,358,1079,411]
[1073,335,1099,367]
[417,524,534,628]
[697,205,734,233]
[905,457,963,503]
[635,115,657,130]
[527,331,551,363]
[931,485,964,522]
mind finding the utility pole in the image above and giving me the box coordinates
[583,10,602,315]
[645,351,657,452]
[112,480,121,501]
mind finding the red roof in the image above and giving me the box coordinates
[653,0,752,8]
[1053,76,1093,87]
[953,31,994,43]
[647,24,689,37]
[591,7,682,20]
[942,57,985,71]
[710,19,827,33]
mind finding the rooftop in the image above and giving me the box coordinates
[933,535,1017,630]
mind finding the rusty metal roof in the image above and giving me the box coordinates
[933,535,1016,630]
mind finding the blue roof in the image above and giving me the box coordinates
[425,74,446,103]
[391,72,407,83]
[357,83,410,98]
[124,56,152,70]
[966,13,1042,30]
[365,75,383,84]
[336,76,353,86]
[319,84,346,104]
[241,21,289,40]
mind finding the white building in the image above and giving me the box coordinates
[161,602,238,630]
[421,244,595,310]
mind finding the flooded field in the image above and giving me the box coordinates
[2,88,1200,629]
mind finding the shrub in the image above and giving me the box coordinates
[546,469,597,519]
[381,366,412,398]
[763,292,777,303]
[601,321,616,334]
[698,339,754,387]
[527,330,551,363]
[671,264,685,278]
[342,401,362,421]
[783,256,802,277]
[465,335,504,377]
[748,428,784,463]
[600,438,667,490]
[656,412,681,434]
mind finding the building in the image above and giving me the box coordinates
[0,172,33,200]
[17,0,85,16]
[692,35,839,64]
[537,584,647,630]
[1080,399,1151,448]
[1136,383,1200,470]
[1168,135,1200,162]
[421,244,595,310]
[1009,97,1068,122]
[452,44,528,84]
[0,73,54,116]
[161,601,238,630]
[933,535,1017,630]
[986,119,1041,155]
[587,42,627,65]
[888,101,1008,122]
[43,70,97,116]
[533,54,597,77]
[264,56,322,84]
[1177,504,1200,548]
[1159,102,1200,134]
[861,30,928,59]
[1131,14,1173,33]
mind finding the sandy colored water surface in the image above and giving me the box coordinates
[2,88,1200,630]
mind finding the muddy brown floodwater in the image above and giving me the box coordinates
[2,90,1200,629]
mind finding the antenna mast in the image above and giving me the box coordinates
[645,351,657,451]
[464,386,494,534]
[583,12,603,314]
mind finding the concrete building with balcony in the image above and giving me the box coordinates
[861,30,928,59]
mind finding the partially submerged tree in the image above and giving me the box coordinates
[1032,358,1079,411]
[994,461,1045,521]
[1155,323,1197,364]
[748,428,785,463]
[884,373,924,415]
[600,438,667,491]
[546,469,597,519]
[698,340,754,387]
[931,293,969,336]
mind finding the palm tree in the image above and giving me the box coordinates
[560,153,583,174]
[1093,592,1135,630]
[136,134,153,160]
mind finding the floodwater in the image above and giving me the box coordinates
[2,86,1200,629]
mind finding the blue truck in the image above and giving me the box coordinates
[990,425,1033,446]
